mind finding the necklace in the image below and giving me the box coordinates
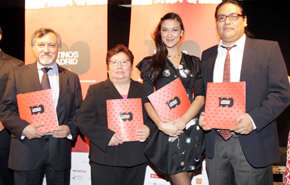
[167,53,181,58]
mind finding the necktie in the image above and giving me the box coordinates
[41,68,52,89]
[218,45,236,140]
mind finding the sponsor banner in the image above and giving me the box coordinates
[48,155,210,185]
[70,152,91,185]
[25,0,107,9]
[132,0,221,5]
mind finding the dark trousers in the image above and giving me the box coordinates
[0,146,14,185]
[206,134,273,185]
[90,161,147,185]
[13,136,70,185]
[14,167,70,185]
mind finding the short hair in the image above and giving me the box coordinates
[0,26,2,35]
[106,44,134,66]
[214,0,252,37]
[31,28,61,48]
[215,0,246,20]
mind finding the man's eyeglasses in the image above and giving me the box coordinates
[217,13,244,22]
[109,60,130,66]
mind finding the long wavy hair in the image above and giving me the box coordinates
[149,12,184,83]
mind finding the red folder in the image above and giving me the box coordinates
[106,98,144,142]
[16,89,59,133]
[148,78,190,121]
[204,82,246,129]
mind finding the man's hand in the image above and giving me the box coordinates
[198,112,211,131]
[22,124,45,139]
[52,125,70,138]
[108,134,123,146]
[232,113,254,135]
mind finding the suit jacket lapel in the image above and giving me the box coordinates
[127,80,141,98]
[26,62,42,91]
[57,65,68,111]
[240,37,255,82]
[205,46,218,83]
[103,79,123,99]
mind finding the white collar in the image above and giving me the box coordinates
[37,62,58,72]
[218,34,246,52]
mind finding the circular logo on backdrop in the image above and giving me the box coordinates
[57,41,90,75]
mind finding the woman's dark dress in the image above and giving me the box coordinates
[137,53,205,175]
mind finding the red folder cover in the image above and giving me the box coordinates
[106,98,144,142]
[148,78,190,121]
[204,82,246,129]
[16,89,59,133]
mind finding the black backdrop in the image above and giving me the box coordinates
[0,0,289,146]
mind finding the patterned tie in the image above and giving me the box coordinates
[218,45,236,140]
[41,68,52,89]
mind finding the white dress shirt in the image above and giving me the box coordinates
[213,34,256,129]
[213,34,245,83]
[37,62,59,108]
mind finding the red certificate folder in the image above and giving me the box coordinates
[106,98,144,142]
[16,89,59,133]
[148,78,190,121]
[204,82,246,129]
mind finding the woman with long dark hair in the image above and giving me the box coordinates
[137,12,205,185]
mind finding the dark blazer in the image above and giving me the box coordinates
[0,62,82,171]
[201,37,290,168]
[0,50,23,149]
[77,79,155,167]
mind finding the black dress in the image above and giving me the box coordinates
[137,53,205,175]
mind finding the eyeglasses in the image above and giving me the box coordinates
[109,60,130,66]
[217,13,244,22]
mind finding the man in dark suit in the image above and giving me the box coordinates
[199,1,290,185]
[0,28,82,185]
[0,26,23,185]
